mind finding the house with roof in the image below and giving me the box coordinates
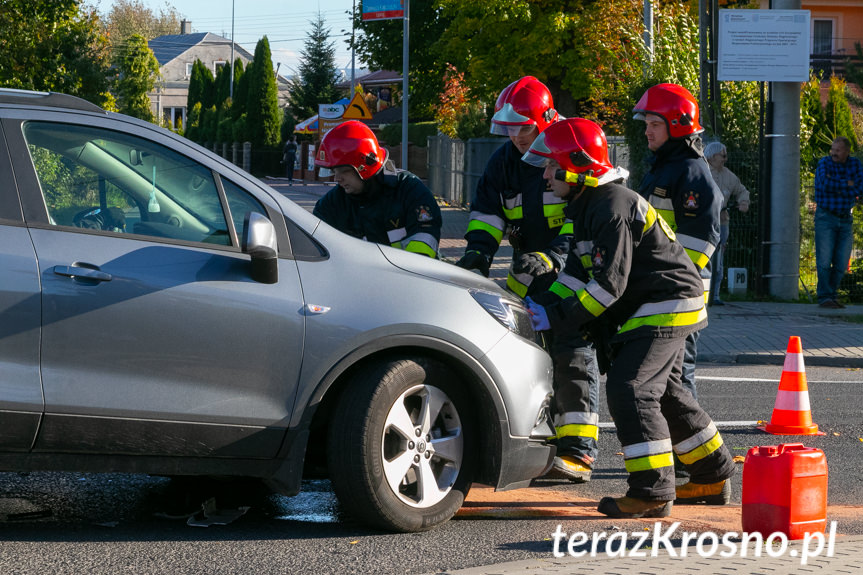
[147,20,289,130]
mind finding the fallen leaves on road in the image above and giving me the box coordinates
[733,455,746,463]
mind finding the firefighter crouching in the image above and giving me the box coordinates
[456,76,600,483]
[522,118,735,519]
[313,120,442,258]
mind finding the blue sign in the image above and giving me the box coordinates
[362,0,404,21]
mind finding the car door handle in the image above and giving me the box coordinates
[53,264,113,283]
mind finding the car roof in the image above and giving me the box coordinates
[0,88,106,114]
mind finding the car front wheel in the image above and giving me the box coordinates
[327,357,476,532]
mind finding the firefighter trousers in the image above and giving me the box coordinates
[607,335,735,501]
[549,332,600,465]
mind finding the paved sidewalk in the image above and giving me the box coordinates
[425,534,863,575]
[270,181,863,368]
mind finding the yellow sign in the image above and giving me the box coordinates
[342,93,373,120]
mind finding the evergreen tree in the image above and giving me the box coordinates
[214,64,232,108]
[800,75,827,172]
[114,33,160,122]
[824,76,858,150]
[246,36,281,148]
[287,14,341,120]
[233,59,251,123]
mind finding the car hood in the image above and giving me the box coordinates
[379,245,507,295]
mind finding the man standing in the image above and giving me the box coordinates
[814,136,861,308]
[523,118,734,518]
[283,136,298,183]
[633,84,722,401]
[704,141,750,306]
[313,121,441,259]
[455,76,600,483]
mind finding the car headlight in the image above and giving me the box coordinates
[469,289,535,340]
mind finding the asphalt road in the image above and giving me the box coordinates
[1,364,861,575]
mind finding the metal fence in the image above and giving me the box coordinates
[720,151,862,303]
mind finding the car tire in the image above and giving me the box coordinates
[327,357,476,532]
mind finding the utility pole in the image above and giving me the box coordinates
[767,0,803,300]
[229,0,235,99]
[643,0,653,72]
[401,0,409,170]
[350,0,356,95]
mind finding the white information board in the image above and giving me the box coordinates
[718,10,810,82]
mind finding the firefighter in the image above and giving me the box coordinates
[632,83,722,403]
[523,118,735,518]
[456,76,600,483]
[313,121,441,258]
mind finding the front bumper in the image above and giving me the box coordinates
[496,436,556,491]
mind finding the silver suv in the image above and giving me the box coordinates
[0,89,554,532]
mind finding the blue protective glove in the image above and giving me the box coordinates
[525,297,551,332]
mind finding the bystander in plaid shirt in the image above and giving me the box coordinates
[814,154,863,214]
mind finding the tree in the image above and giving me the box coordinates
[353,2,451,118]
[114,33,160,121]
[287,14,341,120]
[434,64,488,140]
[0,0,113,108]
[187,59,214,112]
[102,0,181,47]
[246,36,281,148]
[824,76,858,150]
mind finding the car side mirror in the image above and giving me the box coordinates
[242,211,278,284]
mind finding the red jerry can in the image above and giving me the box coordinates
[741,443,828,540]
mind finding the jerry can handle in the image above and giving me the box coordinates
[777,443,806,454]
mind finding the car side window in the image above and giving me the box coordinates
[23,122,231,246]
[221,177,268,237]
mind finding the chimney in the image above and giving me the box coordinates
[180,19,192,34]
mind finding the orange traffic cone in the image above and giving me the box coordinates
[759,336,824,435]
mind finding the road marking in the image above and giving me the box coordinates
[699,376,854,384]
[598,420,759,429]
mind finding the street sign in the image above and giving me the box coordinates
[318,104,345,119]
[362,0,404,21]
[342,93,373,120]
[718,9,811,82]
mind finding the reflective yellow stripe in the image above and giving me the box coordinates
[466,219,504,243]
[559,222,573,235]
[643,203,657,232]
[550,281,575,299]
[577,288,605,317]
[557,423,599,441]
[506,273,529,298]
[658,208,676,230]
[685,248,711,270]
[625,452,674,473]
[678,432,724,465]
[502,206,523,220]
[404,240,437,258]
[618,307,707,334]
[543,202,566,218]
[580,254,592,270]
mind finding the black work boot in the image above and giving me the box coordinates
[597,496,673,518]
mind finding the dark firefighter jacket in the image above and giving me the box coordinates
[637,138,721,290]
[531,181,707,343]
[465,140,570,265]
[313,170,441,258]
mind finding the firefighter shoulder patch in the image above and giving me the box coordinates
[684,191,699,211]
[592,246,607,273]
[416,205,434,223]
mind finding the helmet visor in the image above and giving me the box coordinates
[521,131,553,168]
[491,123,537,137]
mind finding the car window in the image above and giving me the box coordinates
[221,177,268,237]
[22,122,231,246]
